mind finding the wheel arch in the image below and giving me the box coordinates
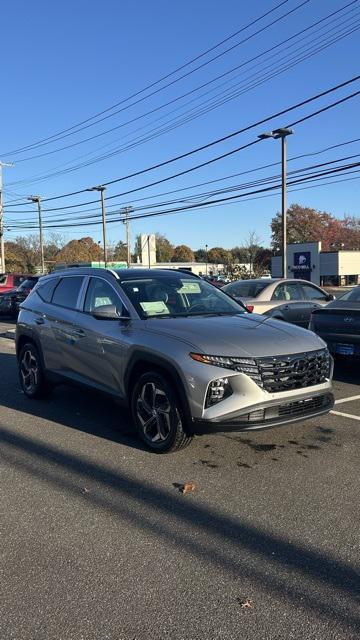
[125,352,193,431]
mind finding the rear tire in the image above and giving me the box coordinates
[18,342,51,399]
[131,371,192,453]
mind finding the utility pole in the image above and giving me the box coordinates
[258,127,294,278]
[28,195,45,273]
[147,235,151,269]
[0,161,14,273]
[87,185,107,266]
[122,206,133,267]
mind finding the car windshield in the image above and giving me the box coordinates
[120,275,245,318]
[0,275,7,284]
[223,280,269,298]
[337,287,360,302]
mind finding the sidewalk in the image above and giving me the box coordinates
[0,320,16,340]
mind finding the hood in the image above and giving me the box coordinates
[144,313,326,357]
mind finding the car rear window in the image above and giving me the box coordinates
[14,276,28,286]
[52,276,84,309]
[338,287,360,302]
[223,281,269,298]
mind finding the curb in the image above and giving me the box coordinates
[0,330,15,340]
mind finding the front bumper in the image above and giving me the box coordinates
[192,391,334,434]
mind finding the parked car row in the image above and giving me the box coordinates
[15,268,334,454]
[0,273,32,293]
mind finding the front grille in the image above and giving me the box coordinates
[220,393,333,426]
[278,394,329,416]
[256,349,331,393]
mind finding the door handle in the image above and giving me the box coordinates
[35,317,45,325]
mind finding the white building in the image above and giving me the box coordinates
[272,241,360,286]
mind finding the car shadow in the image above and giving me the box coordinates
[0,424,359,633]
[0,350,146,453]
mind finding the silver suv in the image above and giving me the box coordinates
[16,268,334,453]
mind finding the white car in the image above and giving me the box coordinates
[223,278,334,328]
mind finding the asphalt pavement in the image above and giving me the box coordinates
[0,335,359,640]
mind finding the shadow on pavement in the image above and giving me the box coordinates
[0,349,145,452]
[0,424,359,633]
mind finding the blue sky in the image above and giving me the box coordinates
[1,0,359,250]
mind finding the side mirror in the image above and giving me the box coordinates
[326,293,335,301]
[91,304,129,321]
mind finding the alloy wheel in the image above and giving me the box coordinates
[136,382,172,443]
[20,349,39,394]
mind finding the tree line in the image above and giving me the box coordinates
[3,204,359,274]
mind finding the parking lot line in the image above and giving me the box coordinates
[334,394,360,405]
[330,410,360,422]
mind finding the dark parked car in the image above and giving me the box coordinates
[0,273,31,293]
[0,277,40,317]
[309,286,360,358]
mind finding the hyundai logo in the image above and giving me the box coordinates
[293,358,309,374]
[344,317,354,323]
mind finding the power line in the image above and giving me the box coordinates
[8,12,360,193]
[1,0,301,157]
[7,160,360,228]
[9,1,359,181]
[7,163,360,230]
[7,137,360,217]
[6,73,359,209]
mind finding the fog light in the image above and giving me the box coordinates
[205,378,232,407]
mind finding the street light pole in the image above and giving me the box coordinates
[258,127,293,279]
[280,134,288,279]
[87,185,107,266]
[28,195,45,274]
[205,244,208,276]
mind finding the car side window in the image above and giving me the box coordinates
[52,276,84,309]
[301,284,328,301]
[84,278,124,314]
[14,276,27,286]
[36,278,60,302]
[272,283,302,301]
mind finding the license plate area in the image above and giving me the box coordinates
[335,343,354,355]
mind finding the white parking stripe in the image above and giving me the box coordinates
[330,410,360,422]
[335,394,360,405]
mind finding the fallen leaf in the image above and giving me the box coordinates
[180,482,197,495]
[238,598,253,609]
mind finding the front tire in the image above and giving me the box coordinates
[18,342,50,399]
[131,371,192,453]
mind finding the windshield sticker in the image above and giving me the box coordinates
[140,301,169,316]
[178,282,201,294]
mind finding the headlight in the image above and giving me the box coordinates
[190,353,263,386]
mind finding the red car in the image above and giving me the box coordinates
[0,273,31,293]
